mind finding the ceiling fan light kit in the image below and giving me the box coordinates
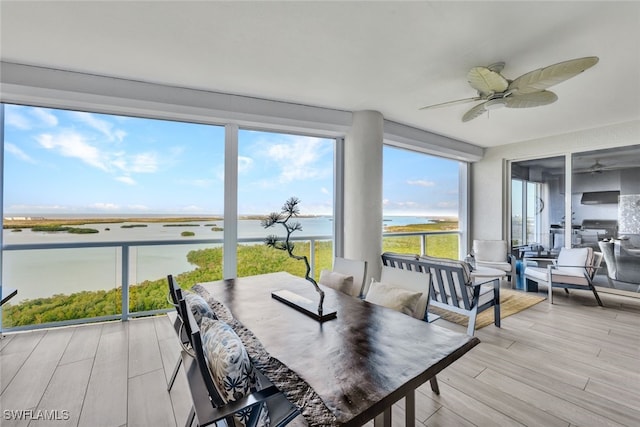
[422,56,599,122]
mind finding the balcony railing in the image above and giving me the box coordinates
[1,230,460,331]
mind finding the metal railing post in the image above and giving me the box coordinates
[121,245,129,321]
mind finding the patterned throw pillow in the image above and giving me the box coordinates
[184,292,217,326]
[200,317,270,427]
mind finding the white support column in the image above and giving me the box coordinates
[344,111,383,292]
[223,124,239,279]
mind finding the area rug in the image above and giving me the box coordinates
[429,288,545,330]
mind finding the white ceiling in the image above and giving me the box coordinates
[1,1,639,148]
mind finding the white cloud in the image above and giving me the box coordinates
[37,132,109,171]
[31,108,58,126]
[407,179,436,187]
[263,137,332,183]
[396,201,418,207]
[5,204,69,213]
[5,109,32,130]
[70,111,126,142]
[5,143,36,163]
[116,176,137,185]
[129,152,158,173]
[37,130,161,180]
[321,187,329,195]
[88,202,120,211]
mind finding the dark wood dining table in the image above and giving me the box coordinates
[198,272,480,426]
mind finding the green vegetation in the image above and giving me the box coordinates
[181,231,196,237]
[121,224,148,229]
[3,216,222,230]
[164,224,200,227]
[69,228,99,234]
[211,227,223,232]
[1,222,459,328]
[31,225,99,234]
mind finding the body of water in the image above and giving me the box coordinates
[2,216,434,303]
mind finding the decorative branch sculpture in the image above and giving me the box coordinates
[262,197,325,315]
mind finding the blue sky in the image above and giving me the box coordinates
[3,104,458,217]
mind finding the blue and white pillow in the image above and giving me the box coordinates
[200,317,270,427]
[184,292,217,326]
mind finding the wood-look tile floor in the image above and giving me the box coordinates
[1,287,639,427]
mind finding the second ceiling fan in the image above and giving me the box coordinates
[420,57,599,122]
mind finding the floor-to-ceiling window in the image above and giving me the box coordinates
[236,129,335,280]
[2,103,224,328]
[382,145,462,259]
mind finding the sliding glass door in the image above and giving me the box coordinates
[511,156,564,252]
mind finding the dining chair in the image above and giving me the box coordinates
[166,275,189,392]
[166,274,218,392]
[178,295,300,427]
[319,257,367,298]
[524,247,603,306]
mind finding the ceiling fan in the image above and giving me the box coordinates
[420,56,599,122]
[576,159,618,174]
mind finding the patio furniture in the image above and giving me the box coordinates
[472,240,515,283]
[319,256,368,298]
[524,247,604,306]
[381,252,500,336]
[176,291,300,427]
[197,272,479,426]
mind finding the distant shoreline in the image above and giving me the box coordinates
[3,214,458,230]
[1,214,323,229]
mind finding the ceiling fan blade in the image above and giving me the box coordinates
[462,102,488,122]
[467,66,509,96]
[508,56,599,95]
[419,97,482,110]
[504,90,558,108]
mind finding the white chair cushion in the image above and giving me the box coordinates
[525,266,588,287]
[365,280,423,318]
[379,266,430,319]
[556,247,590,277]
[473,240,508,263]
[524,266,548,282]
[332,257,367,297]
[475,260,512,272]
[318,269,355,295]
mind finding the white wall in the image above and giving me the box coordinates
[471,120,640,241]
